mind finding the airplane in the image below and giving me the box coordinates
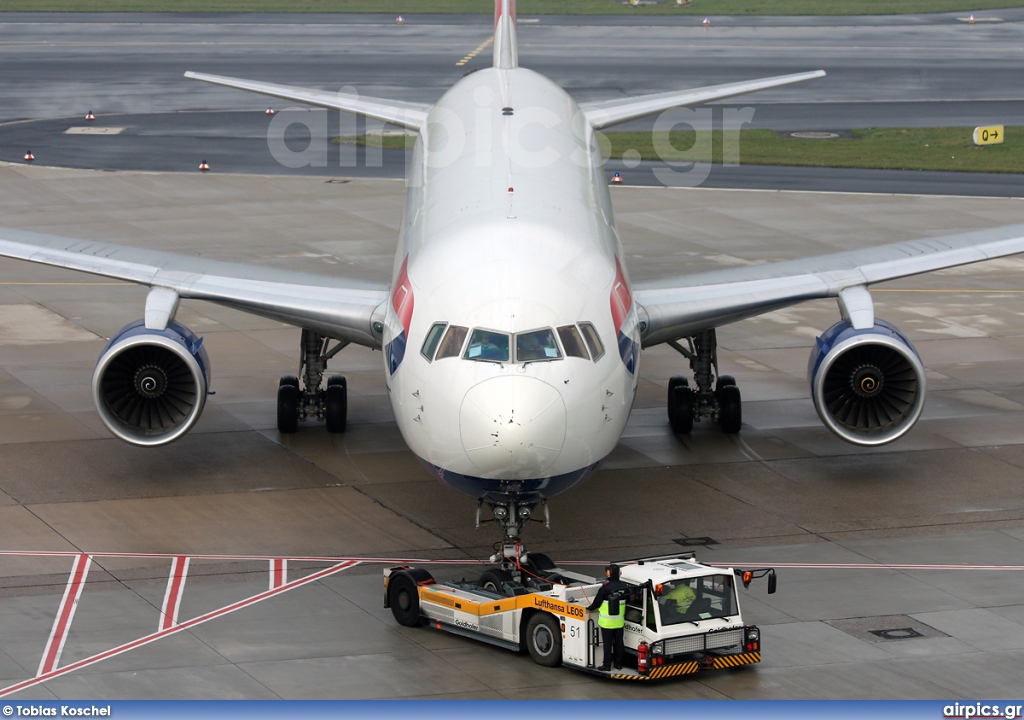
[3,0,1024,557]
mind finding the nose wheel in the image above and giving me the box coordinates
[276,329,350,434]
[666,329,742,435]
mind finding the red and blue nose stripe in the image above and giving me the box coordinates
[386,256,414,375]
[610,257,637,374]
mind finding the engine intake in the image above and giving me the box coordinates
[92,320,210,446]
[808,319,926,446]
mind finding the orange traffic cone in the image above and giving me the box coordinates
[396,15,404,24]
[85,110,96,121]
[23,150,34,162]
[611,172,623,184]
[199,160,210,172]
[969,13,975,23]
[265,108,275,115]
[703,17,710,27]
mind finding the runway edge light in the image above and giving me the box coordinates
[85,110,95,121]
[973,125,1004,145]
[23,150,34,162]
[199,160,210,171]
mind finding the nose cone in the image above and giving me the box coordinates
[460,376,566,478]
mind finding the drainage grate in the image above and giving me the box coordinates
[673,536,719,547]
[869,627,924,641]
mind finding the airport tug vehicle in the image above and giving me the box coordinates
[384,550,775,680]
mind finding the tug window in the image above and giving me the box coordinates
[420,322,448,361]
[435,325,468,360]
[465,329,510,362]
[579,322,605,360]
[557,325,590,360]
[516,328,561,362]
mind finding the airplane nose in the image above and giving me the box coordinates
[460,375,566,478]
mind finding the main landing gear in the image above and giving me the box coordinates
[666,328,742,435]
[277,328,349,434]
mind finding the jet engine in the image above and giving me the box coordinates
[808,319,926,446]
[92,319,211,446]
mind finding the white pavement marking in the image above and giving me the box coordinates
[36,553,92,678]
[64,127,125,135]
[158,556,190,632]
[1,559,360,698]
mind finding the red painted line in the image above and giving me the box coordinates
[36,553,91,677]
[159,556,190,632]
[270,558,287,590]
[1,559,359,698]
[0,550,488,565]
[3,550,1023,571]
[706,562,1024,571]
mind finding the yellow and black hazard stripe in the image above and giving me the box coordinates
[609,661,700,681]
[610,653,759,681]
[712,651,761,669]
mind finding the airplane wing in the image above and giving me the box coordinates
[634,223,1024,347]
[184,71,430,131]
[0,228,388,348]
[581,70,826,130]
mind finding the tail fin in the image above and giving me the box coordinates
[493,0,517,69]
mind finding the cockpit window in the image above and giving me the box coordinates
[435,325,468,360]
[465,329,510,362]
[516,328,561,362]
[579,322,605,360]
[421,322,448,362]
[557,325,590,360]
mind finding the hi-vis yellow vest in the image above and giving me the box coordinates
[598,597,625,629]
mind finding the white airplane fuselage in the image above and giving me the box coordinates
[382,66,641,504]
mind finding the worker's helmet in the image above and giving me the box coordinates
[605,564,621,580]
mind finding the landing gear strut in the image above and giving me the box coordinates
[666,328,742,435]
[277,328,349,434]
[474,499,553,584]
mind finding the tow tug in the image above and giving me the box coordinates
[384,546,776,680]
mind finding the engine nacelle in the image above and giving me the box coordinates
[808,319,926,446]
[92,319,211,447]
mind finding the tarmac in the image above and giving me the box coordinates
[2,163,1024,699]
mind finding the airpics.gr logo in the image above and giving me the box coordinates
[943,703,1024,719]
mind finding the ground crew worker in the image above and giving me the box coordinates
[663,581,696,617]
[587,564,629,671]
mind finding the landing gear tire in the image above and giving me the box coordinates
[388,575,421,627]
[480,568,514,596]
[326,375,347,433]
[279,375,299,389]
[667,376,689,421]
[668,384,695,435]
[718,383,742,434]
[525,552,555,573]
[716,375,736,392]
[277,381,299,434]
[525,613,562,667]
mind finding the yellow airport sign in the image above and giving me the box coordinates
[973,125,1004,145]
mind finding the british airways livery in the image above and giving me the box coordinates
[3,0,1024,545]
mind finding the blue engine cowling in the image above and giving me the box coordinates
[92,319,211,447]
[807,319,926,446]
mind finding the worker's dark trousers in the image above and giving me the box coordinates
[600,626,624,669]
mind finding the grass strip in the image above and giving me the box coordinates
[4,0,1024,15]
[335,127,1024,174]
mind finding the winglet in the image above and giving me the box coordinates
[493,0,518,69]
